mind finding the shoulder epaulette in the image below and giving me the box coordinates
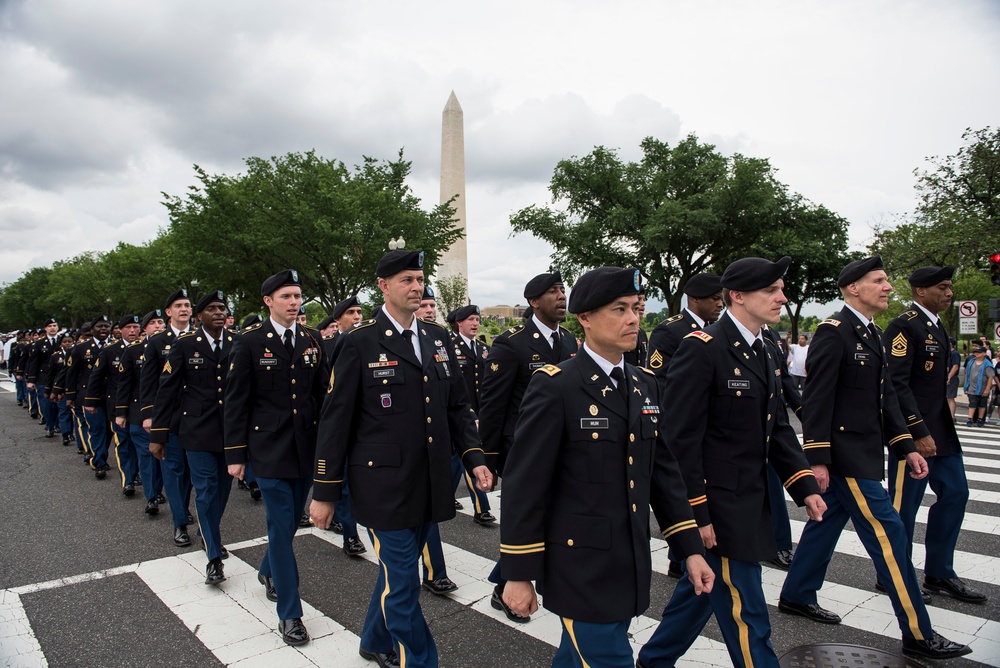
[507,325,525,337]
[663,314,684,325]
[419,317,447,330]
[302,324,320,334]
[149,329,168,338]
[347,320,376,334]
[638,366,655,376]
[323,333,336,341]
[243,323,263,333]
[901,310,919,320]
[818,318,841,327]
[129,339,144,347]
[177,331,197,339]
[684,330,712,342]
[558,325,573,334]
[533,363,561,376]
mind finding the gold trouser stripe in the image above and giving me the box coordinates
[111,423,127,487]
[722,557,754,668]
[464,470,482,514]
[561,618,592,668]
[845,477,924,641]
[892,460,907,513]
[370,530,408,668]
[422,544,434,580]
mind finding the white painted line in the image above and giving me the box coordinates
[0,589,46,667]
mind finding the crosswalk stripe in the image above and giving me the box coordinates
[0,590,45,667]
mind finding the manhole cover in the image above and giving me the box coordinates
[779,643,921,668]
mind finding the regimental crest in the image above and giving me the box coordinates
[633,270,642,291]
[734,367,741,376]
[490,362,499,372]
[648,349,664,369]
[589,405,598,416]
[291,270,299,283]
[891,333,907,357]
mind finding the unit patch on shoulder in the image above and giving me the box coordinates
[534,364,561,377]
[648,349,664,369]
[891,333,908,357]
[819,318,841,327]
[684,331,712,342]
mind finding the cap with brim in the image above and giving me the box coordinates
[117,315,140,329]
[974,346,987,353]
[196,290,226,314]
[568,267,642,314]
[453,304,480,322]
[163,289,189,311]
[333,296,362,321]
[140,310,164,330]
[837,255,884,287]
[684,273,723,298]
[261,269,301,297]
[241,314,263,329]
[722,256,791,292]
[524,271,563,300]
[908,265,955,288]
[376,250,424,278]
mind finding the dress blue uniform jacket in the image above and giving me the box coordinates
[115,341,147,424]
[450,333,487,414]
[647,310,702,399]
[84,340,127,415]
[64,339,103,404]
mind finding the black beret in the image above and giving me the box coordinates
[140,310,164,330]
[568,267,642,315]
[453,304,480,322]
[524,271,563,300]
[43,318,57,327]
[908,265,955,288]
[241,314,263,329]
[298,305,306,315]
[684,273,723,298]
[261,269,301,297]
[522,305,534,320]
[376,250,424,278]
[333,296,362,321]
[91,314,110,326]
[445,309,458,324]
[163,288,189,311]
[317,314,338,331]
[196,290,226,313]
[722,256,791,292]
[117,315,140,329]
[79,322,92,334]
[837,255,884,287]
[422,285,436,300]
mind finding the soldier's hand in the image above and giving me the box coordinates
[149,442,165,460]
[811,464,829,493]
[804,494,826,521]
[699,524,717,549]
[227,464,245,480]
[52,394,62,403]
[914,435,937,458]
[142,418,152,434]
[503,581,538,618]
[114,417,126,429]
[472,465,493,491]
[309,500,335,529]
[26,382,35,390]
[65,399,75,409]
[685,555,714,595]
[905,452,929,479]
[84,406,96,415]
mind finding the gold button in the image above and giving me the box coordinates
[628,456,634,465]
[291,364,295,369]
[254,426,259,431]
[629,480,635,489]
[218,400,222,404]
[368,461,373,467]
[423,375,428,382]
[291,379,296,385]
[217,376,221,381]
[767,414,771,421]
[736,391,742,397]
[654,430,658,437]
[291,394,296,399]
[293,409,297,415]
[426,417,432,424]
[592,432,598,440]
[629,433,635,442]
[218,388,222,392]
[183,411,187,416]
[567,539,574,547]
[632,504,637,512]
[839,426,844,431]
[860,361,865,366]
[428,437,433,443]
[425,397,430,404]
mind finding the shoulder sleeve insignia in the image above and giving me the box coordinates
[648,349,664,368]
[163,360,173,374]
[684,330,712,342]
[819,318,841,327]
[534,364,561,376]
[891,332,908,357]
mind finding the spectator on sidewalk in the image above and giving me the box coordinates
[964,346,995,427]
[787,333,809,392]
[946,338,960,421]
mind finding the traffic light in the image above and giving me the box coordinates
[991,298,1000,320]
[991,252,1000,286]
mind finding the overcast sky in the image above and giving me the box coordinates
[2,0,998,314]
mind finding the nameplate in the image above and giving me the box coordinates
[580,418,609,429]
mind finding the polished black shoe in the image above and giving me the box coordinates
[122,484,135,497]
[220,545,229,560]
[258,572,277,602]
[777,597,842,624]
[62,434,71,446]
[95,465,108,480]
[278,617,309,646]
[474,511,498,526]
[343,536,367,556]
[145,499,159,515]
[45,428,54,438]
[902,632,972,660]
[298,511,311,528]
[924,576,988,603]
[359,648,400,667]
[29,412,38,419]
[422,577,458,595]
[491,585,530,623]
[454,500,463,510]
[769,549,793,570]
[205,558,226,585]
[186,513,194,525]
[37,417,45,425]
[174,525,191,547]
[237,479,249,490]
[876,579,931,604]
[133,474,142,486]
[249,482,261,501]
[155,493,166,504]
[667,559,683,579]
[327,521,344,534]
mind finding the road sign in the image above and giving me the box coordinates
[959,300,978,317]
[960,300,979,334]
[961,317,978,334]
[995,321,1000,341]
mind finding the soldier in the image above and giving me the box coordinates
[55,323,90,455]
[479,270,578,622]
[318,314,338,338]
[26,318,60,436]
[153,291,235,585]
[11,331,29,408]
[779,256,971,661]
[66,315,114,478]
[232,314,264,501]
[140,291,195,545]
[622,285,648,367]
[296,305,308,327]
[310,249,491,667]
[881,266,985,603]
[86,315,141,495]
[225,270,327,646]
[116,310,166,514]
[45,334,76,446]
[638,257,825,668]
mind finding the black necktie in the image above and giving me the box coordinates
[283,330,294,357]
[551,332,562,361]
[868,323,880,342]
[213,339,221,355]
[752,339,767,377]
[610,367,628,404]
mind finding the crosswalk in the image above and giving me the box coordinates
[2,421,999,667]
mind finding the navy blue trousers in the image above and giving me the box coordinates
[421,523,449,582]
[363,525,436,667]
[15,377,26,403]
[111,421,138,490]
[130,424,163,503]
[451,453,491,513]
[781,476,933,641]
[554,618,633,668]
[85,408,109,468]
[187,450,232,561]
[161,434,192,529]
[766,464,792,551]
[257,476,311,621]
[57,399,73,435]
[73,407,90,455]
[332,467,358,539]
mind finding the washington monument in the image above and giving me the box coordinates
[437,91,469,291]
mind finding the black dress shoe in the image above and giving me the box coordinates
[62,434,71,446]
[474,511,498,526]
[205,558,226,585]
[29,412,38,419]
[769,549,793,570]
[186,513,194,525]
[777,597,842,624]
[876,579,931,604]
[422,577,458,595]
[155,493,166,504]
[902,632,972,660]
[249,482,261,501]
[258,572,277,602]
[343,536,367,556]
[95,466,108,480]
[667,560,683,579]
[133,474,142,486]
[491,584,530,623]
[359,648,400,667]
[220,546,229,560]
[298,511,311,528]
[278,617,309,646]
[237,479,249,490]
[37,417,45,425]
[924,576,987,603]
[45,428,54,438]
[145,499,159,515]
[174,525,191,547]
[122,484,135,497]
[454,500,463,510]
[328,521,344,534]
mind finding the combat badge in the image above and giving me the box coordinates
[891,333,907,357]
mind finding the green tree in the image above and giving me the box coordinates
[436,274,468,318]
[0,266,54,330]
